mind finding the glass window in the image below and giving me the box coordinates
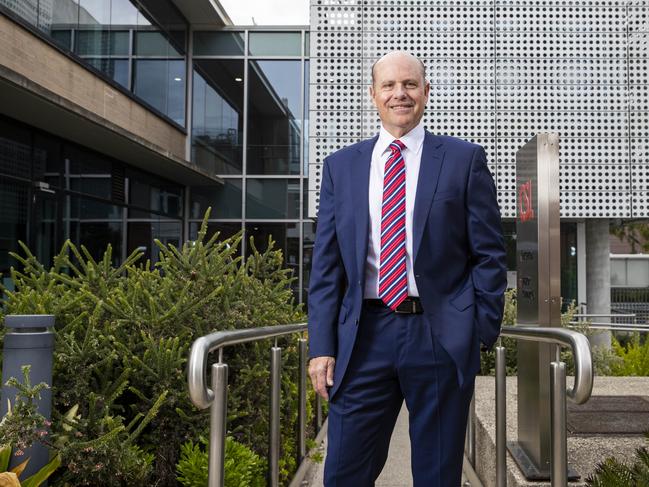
[189,222,242,243]
[68,195,122,220]
[246,179,300,219]
[128,219,182,265]
[627,259,649,287]
[193,32,245,56]
[248,32,301,56]
[128,173,183,218]
[302,222,316,305]
[305,32,309,56]
[247,60,302,175]
[134,60,186,125]
[611,260,627,287]
[76,30,130,56]
[50,29,72,50]
[303,59,310,175]
[85,58,129,88]
[190,181,242,220]
[0,179,29,282]
[192,60,244,175]
[246,221,299,276]
[33,133,62,187]
[135,31,182,57]
[78,0,111,27]
[111,0,139,26]
[64,145,113,200]
[2,0,38,26]
[0,118,32,180]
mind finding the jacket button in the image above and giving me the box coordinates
[415,274,420,278]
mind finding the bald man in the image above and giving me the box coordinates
[308,52,507,486]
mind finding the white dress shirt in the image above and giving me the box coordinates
[363,121,425,299]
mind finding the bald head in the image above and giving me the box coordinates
[371,51,426,87]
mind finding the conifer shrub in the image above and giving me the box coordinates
[0,211,311,486]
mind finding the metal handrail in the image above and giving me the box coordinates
[187,323,309,487]
[501,326,593,403]
[464,325,593,487]
[569,322,649,332]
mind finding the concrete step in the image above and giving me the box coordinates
[472,375,648,487]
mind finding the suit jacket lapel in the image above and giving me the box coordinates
[352,135,378,279]
[413,132,446,260]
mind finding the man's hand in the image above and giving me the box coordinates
[308,356,335,400]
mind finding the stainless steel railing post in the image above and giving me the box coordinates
[270,346,282,487]
[315,393,323,430]
[466,393,476,466]
[550,361,568,487]
[495,343,507,487]
[208,362,228,487]
[298,338,308,461]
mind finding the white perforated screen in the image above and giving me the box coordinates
[308,0,649,219]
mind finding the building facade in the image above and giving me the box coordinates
[0,0,315,302]
[2,0,648,310]
[307,0,649,310]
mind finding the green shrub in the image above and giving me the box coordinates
[586,432,649,486]
[609,333,649,376]
[176,436,266,487]
[0,211,312,486]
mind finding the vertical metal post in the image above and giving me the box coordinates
[315,393,323,430]
[208,362,228,487]
[550,361,568,487]
[465,393,476,466]
[298,338,307,462]
[270,346,282,487]
[496,344,507,487]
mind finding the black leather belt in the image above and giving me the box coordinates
[363,297,423,314]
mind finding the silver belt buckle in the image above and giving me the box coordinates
[394,298,415,314]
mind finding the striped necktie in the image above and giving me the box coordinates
[378,139,408,310]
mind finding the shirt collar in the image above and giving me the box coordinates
[376,120,425,157]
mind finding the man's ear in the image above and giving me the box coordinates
[369,85,376,107]
[424,81,431,99]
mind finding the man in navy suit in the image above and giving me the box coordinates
[308,51,507,486]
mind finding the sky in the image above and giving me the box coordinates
[219,0,309,25]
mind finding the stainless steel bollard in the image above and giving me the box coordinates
[270,346,282,487]
[495,344,507,487]
[298,338,307,462]
[1,315,55,479]
[315,393,323,430]
[550,361,568,487]
[467,393,476,466]
[208,362,228,487]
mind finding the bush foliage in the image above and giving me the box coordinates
[0,212,310,486]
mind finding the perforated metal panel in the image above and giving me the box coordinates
[309,0,649,219]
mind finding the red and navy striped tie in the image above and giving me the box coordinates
[378,139,408,310]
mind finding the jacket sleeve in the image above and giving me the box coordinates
[465,146,508,350]
[307,157,345,358]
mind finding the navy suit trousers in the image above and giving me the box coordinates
[324,302,475,487]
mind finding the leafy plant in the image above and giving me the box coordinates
[0,366,61,487]
[176,436,266,487]
[0,210,313,486]
[586,432,649,486]
[609,333,649,376]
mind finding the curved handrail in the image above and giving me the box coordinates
[500,325,593,404]
[188,323,307,409]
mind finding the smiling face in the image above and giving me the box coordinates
[370,52,430,139]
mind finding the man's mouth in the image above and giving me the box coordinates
[390,104,413,111]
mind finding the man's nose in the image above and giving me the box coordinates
[393,84,407,98]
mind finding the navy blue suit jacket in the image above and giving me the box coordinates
[308,131,507,399]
